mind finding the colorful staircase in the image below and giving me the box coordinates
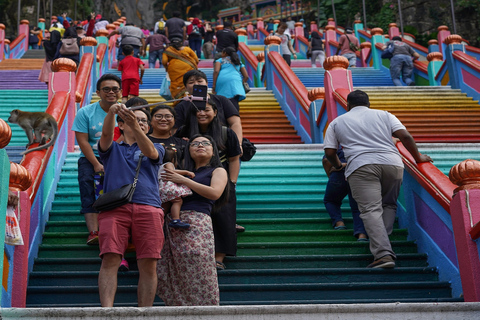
[239,89,302,144]
[297,67,394,87]
[361,86,480,142]
[25,146,462,306]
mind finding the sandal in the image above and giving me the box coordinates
[235,224,245,233]
[216,261,226,270]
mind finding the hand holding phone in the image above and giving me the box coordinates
[191,85,208,110]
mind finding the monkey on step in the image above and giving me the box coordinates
[8,109,58,155]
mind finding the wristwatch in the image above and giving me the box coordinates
[335,163,343,170]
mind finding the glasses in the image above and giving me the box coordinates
[101,86,120,93]
[137,118,148,124]
[154,114,173,120]
[190,141,212,148]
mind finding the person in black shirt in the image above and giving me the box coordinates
[309,31,325,68]
[202,22,215,59]
[214,20,238,60]
[165,11,186,41]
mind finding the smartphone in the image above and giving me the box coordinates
[191,84,208,110]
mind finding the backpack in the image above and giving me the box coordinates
[157,20,165,30]
[190,24,200,36]
[59,38,79,55]
[381,42,395,59]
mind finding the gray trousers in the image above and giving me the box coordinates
[347,164,403,260]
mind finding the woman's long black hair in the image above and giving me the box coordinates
[175,100,226,151]
[182,134,229,205]
[223,46,241,66]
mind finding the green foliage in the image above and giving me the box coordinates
[370,2,396,32]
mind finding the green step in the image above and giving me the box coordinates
[28,267,439,287]
[235,241,418,256]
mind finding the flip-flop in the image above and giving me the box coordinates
[216,261,226,270]
[334,225,347,230]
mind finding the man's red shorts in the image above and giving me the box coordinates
[98,203,164,259]
[122,78,140,97]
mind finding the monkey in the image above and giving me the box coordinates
[8,109,58,155]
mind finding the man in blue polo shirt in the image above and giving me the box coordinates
[97,103,165,307]
[72,74,122,245]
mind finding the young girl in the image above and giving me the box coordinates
[159,147,195,229]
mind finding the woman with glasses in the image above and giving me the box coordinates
[147,105,187,162]
[157,134,228,305]
[175,101,241,271]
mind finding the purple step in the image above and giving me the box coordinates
[0,70,47,90]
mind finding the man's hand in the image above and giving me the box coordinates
[329,162,346,174]
[417,154,433,163]
[117,106,141,130]
[109,103,123,115]
[90,12,95,19]
[94,163,104,173]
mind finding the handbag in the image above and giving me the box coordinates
[306,48,312,59]
[221,126,256,161]
[236,65,251,94]
[159,74,172,100]
[93,154,144,212]
[240,138,256,161]
[59,38,79,55]
[242,81,251,94]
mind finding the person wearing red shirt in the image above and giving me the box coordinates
[118,45,145,103]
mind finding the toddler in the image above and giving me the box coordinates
[159,147,194,229]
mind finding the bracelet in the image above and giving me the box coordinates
[335,164,343,170]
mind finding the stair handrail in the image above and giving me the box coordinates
[96,42,108,78]
[265,42,311,142]
[0,147,10,307]
[238,42,258,87]
[465,45,480,60]
[9,64,77,307]
[444,37,480,101]
[75,52,95,108]
[257,27,269,42]
[4,20,29,60]
[294,35,309,59]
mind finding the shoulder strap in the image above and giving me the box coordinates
[132,154,144,188]
[221,126,228,145]
[345,34,352,44]
[164,49,197,70]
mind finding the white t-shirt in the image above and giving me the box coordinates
[323,106,406,177]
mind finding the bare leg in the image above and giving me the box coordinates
[84,212,99,233]
[169,198,182,220]
[137,258,158,307]
[98,253,122,307]
[121,97,128,103]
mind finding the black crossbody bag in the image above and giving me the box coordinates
[93,154,144,212]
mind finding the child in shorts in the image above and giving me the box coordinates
[158,147,194,229]
[118,44,144,103]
